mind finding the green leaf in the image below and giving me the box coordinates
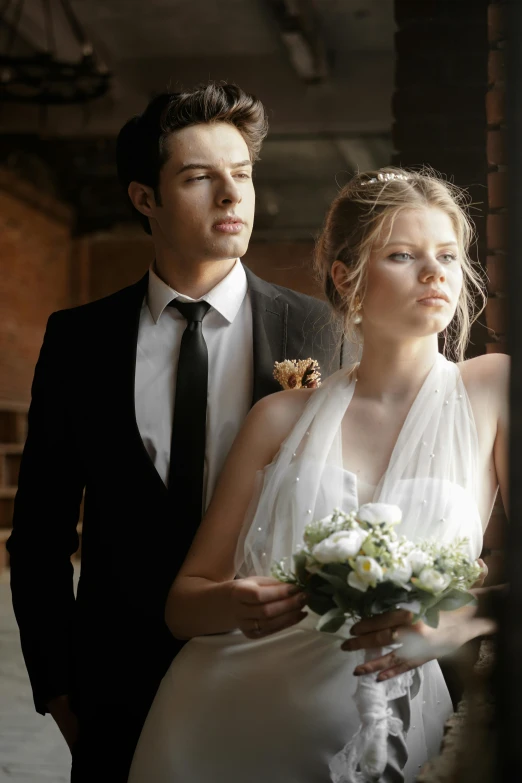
[317,607,347,633]
[307,594,336,616]
[293,551,309,586]
[315,569,349,592]
[434,590,476,613]
[323,563,352,580]
[333,585,363,613]
[424,606,440,628]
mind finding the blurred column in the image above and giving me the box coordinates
[393,0,489,357]
[499,0,522,779]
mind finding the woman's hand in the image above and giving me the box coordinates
[340,604,496,681]
[230,576,308,639]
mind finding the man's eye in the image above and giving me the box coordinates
[389,252,413,261]
[188,175,209,182]
[234,172,251,179]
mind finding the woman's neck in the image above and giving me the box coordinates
[355,333,440,403]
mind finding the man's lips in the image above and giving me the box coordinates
[213,218,244,234]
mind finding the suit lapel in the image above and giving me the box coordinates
[245,267,288,405]
[107,272,168,497]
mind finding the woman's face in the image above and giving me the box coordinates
[360,207,463,342]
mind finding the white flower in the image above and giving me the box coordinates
[312,528,367,564]
[348,571,370,592]
[356,503,402,527]
[319,513,335,525]
[416,567,451,594]
[386,559,413,587]
[407,548,433,575]
[353,555,384,587]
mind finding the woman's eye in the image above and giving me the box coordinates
[389,252,413,262]
[439,253,457,263]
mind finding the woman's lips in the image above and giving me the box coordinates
[213,221,244,234]
[417,297,448,307]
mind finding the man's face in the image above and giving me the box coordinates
[148,122,255,264]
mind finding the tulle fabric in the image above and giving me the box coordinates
[235,353,482,577]
[128,354,483,783]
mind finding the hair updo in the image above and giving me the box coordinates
[313,166,486,362]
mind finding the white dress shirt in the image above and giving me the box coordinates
[135,260,253,511]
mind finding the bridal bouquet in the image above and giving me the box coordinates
[272,503,482,783]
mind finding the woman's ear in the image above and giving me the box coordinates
[331,260,350,296]
[128,181,157,218]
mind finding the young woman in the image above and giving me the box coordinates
[128,168,508,783]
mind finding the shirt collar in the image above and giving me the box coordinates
[147,260,247,325]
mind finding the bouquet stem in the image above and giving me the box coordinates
[329,648,404,783]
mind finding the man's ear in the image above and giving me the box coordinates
[128,181,157,218]
[331,260,350,296]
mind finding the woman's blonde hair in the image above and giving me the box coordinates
[313,166,486,362]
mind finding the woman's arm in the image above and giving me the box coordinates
[165,390,312,640]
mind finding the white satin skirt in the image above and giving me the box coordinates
[128,616,451,783]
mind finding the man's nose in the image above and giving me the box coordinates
[217,177,242,206]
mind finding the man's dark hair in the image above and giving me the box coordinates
[116,81,268,234]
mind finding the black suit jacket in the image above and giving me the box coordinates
[8,266,342,718]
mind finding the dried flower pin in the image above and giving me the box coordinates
[273,359,322,390]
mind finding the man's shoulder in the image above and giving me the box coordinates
[244,266,329,316]
[48,276,147,331]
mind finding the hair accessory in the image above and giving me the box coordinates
[361,172,410,186]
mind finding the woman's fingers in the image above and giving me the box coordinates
[341,625,402,652]
[352,651,398,675]
[472,558,488,588]
[350,610,413,636]
[376,660,418,682]
[350,648,420,681]
[242,609,308,639]
[237,580,301,607]
[249,591,308,620]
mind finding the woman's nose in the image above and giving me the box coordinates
[419,256,446,283]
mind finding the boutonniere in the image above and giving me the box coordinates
[273,358,322,390]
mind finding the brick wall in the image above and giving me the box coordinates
[0,168,73,404]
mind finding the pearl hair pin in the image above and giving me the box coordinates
[361,172,410,186]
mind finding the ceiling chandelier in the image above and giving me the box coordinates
[0,0,111,104]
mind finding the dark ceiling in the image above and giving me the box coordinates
[0,0,396,236]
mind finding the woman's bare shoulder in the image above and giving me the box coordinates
[458,353,509,424]
[243,387,313,442]
[458,352,510,391]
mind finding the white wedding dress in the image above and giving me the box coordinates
[128,354,485,783]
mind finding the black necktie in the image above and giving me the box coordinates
[168,300,211,528]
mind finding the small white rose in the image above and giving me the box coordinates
[348,571,369,592]
[407,548,433,575]
[354,555,384,586]
[356,503,402,527]
[416,567,451,594]
[386,560,413,587]
[312,528,367,563]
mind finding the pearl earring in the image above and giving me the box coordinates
[352,296,363,324]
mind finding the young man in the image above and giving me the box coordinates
[8,82,341,782]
